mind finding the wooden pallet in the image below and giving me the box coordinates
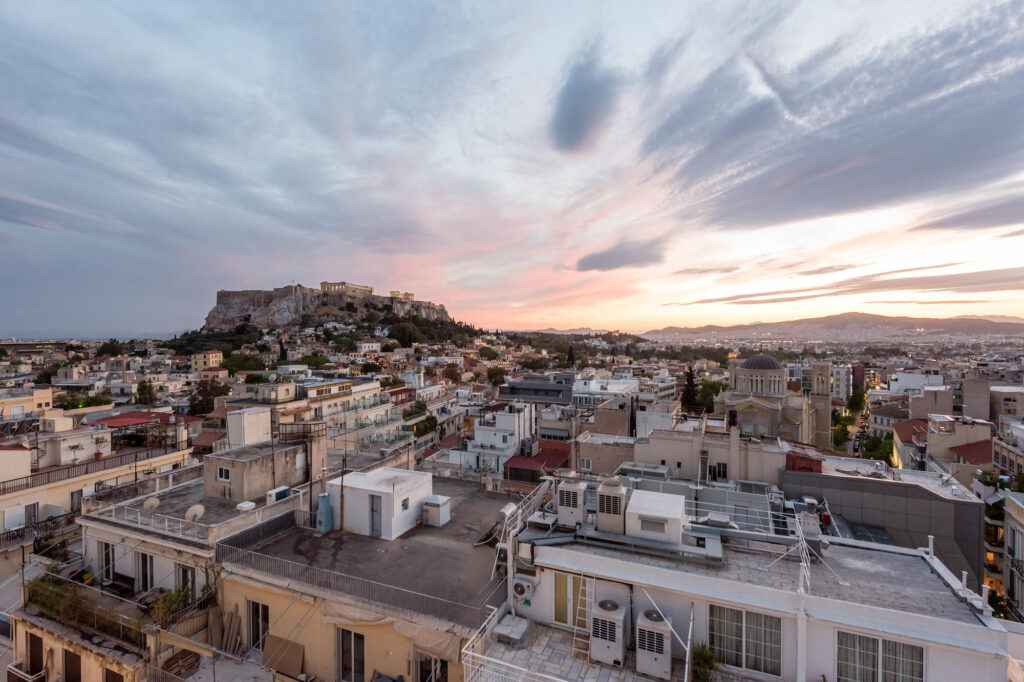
[163,650,200,677]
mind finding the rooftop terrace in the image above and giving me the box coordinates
[217,478,509,628]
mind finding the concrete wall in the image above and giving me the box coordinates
[204,444,306,502]
[219,574,467,682]
[779,470,984,589]
[11,616,143,682]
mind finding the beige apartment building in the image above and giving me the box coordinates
[189,349,223,372]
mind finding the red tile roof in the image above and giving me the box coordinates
[505,448,569,472]
[191,430,226,447]
[950,439,993,466]
[93,411,201,428]
[893,419,929,444]
[0,443,29,451]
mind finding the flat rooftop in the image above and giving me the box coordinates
[238,479,508,626]
[206,441,303,462]
[820,456,978,502]
[334,467,428,493]
[548,536,980,625]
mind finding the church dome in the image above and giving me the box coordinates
[741,353,783,371]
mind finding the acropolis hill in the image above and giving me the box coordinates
[203,281,449,331]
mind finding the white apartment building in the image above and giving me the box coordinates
[573,379,640,408]
[831,363,852,401]
[888,368,945,397]
[464,478,1024,682]
[465,403,536,473]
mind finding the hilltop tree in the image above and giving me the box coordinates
[98,339,123,356]
[681,367,698,411]
[696,380,728,414]
[487,367,507,386]
[567,345,576,368]
[188,379,231,416]
[135,379,158,406]
[442,364,461,383]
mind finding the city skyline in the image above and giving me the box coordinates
[2,1,1024,336]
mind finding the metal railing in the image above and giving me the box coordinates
[216,513,502,628]
[96,505,209,541]
[462,607,563,682]
[0,444,186,496]
[6,661,46,682]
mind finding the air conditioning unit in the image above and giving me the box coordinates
[557,480,587,528]
[512,576,536,601]
[590,598,626,666]
[597,477,627,535]
[636,609,672,680]
[266,486,289,504]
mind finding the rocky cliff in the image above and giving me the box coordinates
[204,288,450,331]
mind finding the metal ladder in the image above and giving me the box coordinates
[570,574,595,660]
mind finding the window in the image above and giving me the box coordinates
[709,605,781,676]
[98,540,114,582]
[336,627,365,682]
[580,458,592,471]
[217,467,231,481]
[176,563,196,600]
[402,497,409,511]
[416,653,448,682]
[104,670,125,682]
[136,552,154,592]
[247,600,270,650]
[837,631,923,682]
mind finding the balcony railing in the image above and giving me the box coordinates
[0,443,186,496]
[6,661,46,682]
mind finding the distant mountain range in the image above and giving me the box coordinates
[523,327,612,335]
[644,312,1024,341]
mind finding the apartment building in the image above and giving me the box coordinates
[463,476,1018,682]
[214,474,507,681]
[498,372,575,405]
[0,386,54,421]
[189,350,223,372]
[6,421,330,682]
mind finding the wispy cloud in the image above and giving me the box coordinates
[914,194,1024,231]
[674,265,740,276]
[797,264,856,276]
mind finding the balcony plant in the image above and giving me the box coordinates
[67,442,84,464]
[93,435,108,460]
[691,641,719,682]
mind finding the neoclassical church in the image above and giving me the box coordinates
[713,353,832,450]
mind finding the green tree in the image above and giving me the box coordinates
[681,367,698,410]
[299,313,315,327]
[442,364,461,383]
[848,384,866,412]
[696,380,728,413]
[567,345,575,368]
[297,354,328,369]
[390,321,425,347]
[245,374,267,384]
[97,339,123,356]
[135,379,158,406]
[188,379,231,416]
[361,362,382,374]
[487,367,507,386]
[335,337,357,353]
[478,346,498,361]
[222,352,267,375]
[832,425,849,448]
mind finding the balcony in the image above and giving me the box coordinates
[6,661,46,682]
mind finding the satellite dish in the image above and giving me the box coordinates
[184,504,205,522]
[143,498,160,511]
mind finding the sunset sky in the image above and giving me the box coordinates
[2,1,1024,337]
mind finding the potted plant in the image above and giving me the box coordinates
[93,435,108,460]
[691,641,719,682]
[67,443,84,464]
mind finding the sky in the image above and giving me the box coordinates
[2,1,1024,337]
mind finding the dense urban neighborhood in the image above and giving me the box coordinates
[2,281,1024,681]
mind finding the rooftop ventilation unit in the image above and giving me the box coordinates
[512,575,536,602]
[558,480,587,528]
[590,599,626,666]
[636,609,672,680]
[597,477,627,535]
